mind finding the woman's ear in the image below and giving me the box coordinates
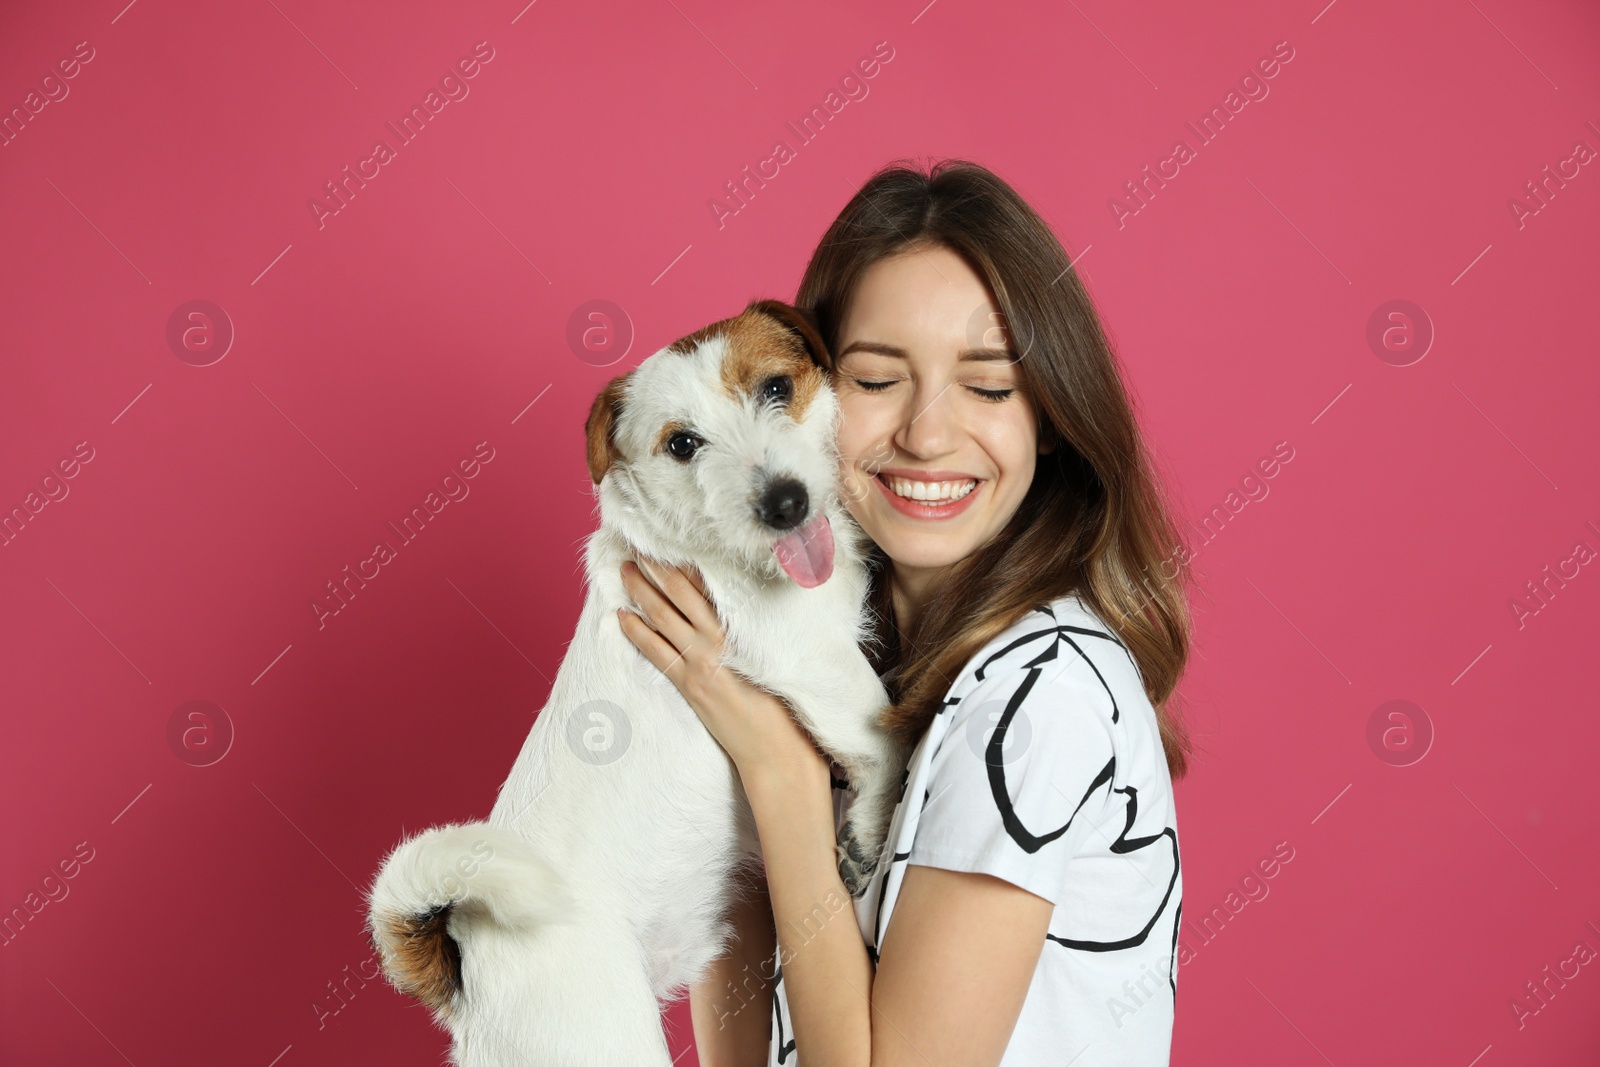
[1038,419,1059,455]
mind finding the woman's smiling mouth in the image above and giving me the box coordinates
[873,468,984,520]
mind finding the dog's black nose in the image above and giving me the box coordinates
[756,478,809,530]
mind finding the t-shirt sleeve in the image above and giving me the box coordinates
[905,657,1117,906]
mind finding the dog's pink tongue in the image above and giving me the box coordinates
[773,513,834,588]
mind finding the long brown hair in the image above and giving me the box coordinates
[794,158,1196,780]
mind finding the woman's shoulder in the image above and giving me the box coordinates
[959,592,1138,687]
[937,592,1157,752]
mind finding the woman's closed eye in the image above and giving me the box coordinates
[849,376,1015,403]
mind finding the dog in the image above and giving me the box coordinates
[365,299,908,1066]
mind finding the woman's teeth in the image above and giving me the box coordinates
[881,474,978,502]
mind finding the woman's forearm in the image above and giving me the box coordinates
[690,869,779,1066]
[744,756,875,1067]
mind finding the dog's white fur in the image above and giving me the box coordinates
[366,301,906,1066]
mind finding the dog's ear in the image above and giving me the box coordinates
[746,299,831,367]
[585,371,633,485]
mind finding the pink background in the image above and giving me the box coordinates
[2,0,1597,1064]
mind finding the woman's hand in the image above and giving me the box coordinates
[617,557,830,788]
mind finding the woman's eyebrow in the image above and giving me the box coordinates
[837,339,1017,362]
[837,340,904,359]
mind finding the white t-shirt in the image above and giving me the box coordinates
[768,594,1182,1066]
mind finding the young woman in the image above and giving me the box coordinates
[618,158,1194,1066]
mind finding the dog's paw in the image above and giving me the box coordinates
[835,827,880,898]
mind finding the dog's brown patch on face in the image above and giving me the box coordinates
[666,318,733,357]
[371,906,462,1019]
[716,308,827,422]
[585,370,635,485]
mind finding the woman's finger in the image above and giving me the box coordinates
[680,562,710,600]
[635,557,713,632]
[621,560,701,655]
[635,558,723,642]
[617,607,688,682]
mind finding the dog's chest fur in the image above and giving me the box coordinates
[486,521,872,995]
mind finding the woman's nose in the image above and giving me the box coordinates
[896,379,959,457]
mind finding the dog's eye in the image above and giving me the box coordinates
[666,432,703,460]
[760,375,793,405]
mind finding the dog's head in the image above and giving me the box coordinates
[585,299,841,587]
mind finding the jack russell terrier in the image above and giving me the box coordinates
[365,299,908,1066]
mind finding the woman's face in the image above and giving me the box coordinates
[833,244,1051,577]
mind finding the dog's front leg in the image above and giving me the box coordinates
[832,725,915,897]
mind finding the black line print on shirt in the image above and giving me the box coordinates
[1168,900,1183,997]
[973,609,1181,962]
[859,604,1176,995]
[863,843,912,969]
[973,604,1134,723]
[772,965,796,1063]
[867,608,1125,970]
[1043,783,1179,953]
